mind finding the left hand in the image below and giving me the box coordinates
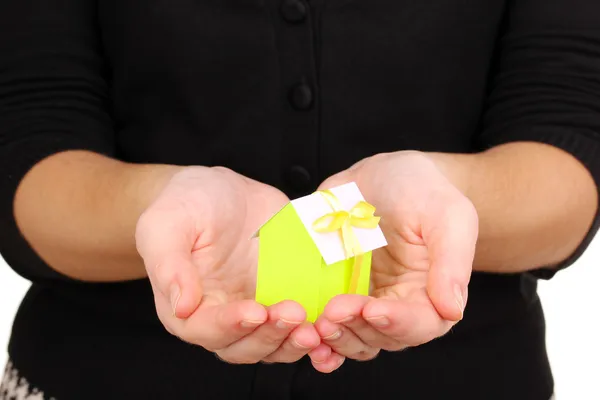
[309,151,478,372]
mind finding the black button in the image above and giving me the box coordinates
[289,83,313,110]
[284,165,312,193]
[280,0,307,23]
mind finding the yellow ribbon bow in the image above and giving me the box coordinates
[312,189,381,294]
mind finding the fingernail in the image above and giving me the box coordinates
[292,339,310,349]
[366,316,390,327]
[324,330,342,341]
[240,320,264,328]
[454,284,465,317]
[169,284,181,317]
[276,319,301,329]
[334,316,355,324]
[311,352,327,363]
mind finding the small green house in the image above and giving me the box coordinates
[254,182,387,322]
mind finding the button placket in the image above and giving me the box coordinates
[272,0,320,199]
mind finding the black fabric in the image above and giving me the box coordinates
[1,0,600,399]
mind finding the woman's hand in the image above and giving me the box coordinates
[310,152,478,370]
[136,166,325,365]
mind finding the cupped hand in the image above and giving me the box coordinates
[136,166,324,365]
[310,152,478,369]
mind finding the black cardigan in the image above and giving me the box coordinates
[1,0,600,399]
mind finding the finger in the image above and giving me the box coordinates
[321,294,398,352]
[136,206,202,318]
[262,322,321,363]
[317,169,356,191]
[322,294,370,321]
[159,296,268,350]
[362,298,453,346]
[152,255,203,318]
[215,300,306,364]
[315,316,379,361]
[308,343,333,364]
[422,194,477,321]
[338,317,400,353]
[311,351,346,374]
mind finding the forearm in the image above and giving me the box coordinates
[428,142,598,273]
[14,150,183,282]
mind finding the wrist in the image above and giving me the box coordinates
[422,151,479,200]
[123,163,187,221]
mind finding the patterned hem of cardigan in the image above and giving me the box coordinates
[0,359,55,400]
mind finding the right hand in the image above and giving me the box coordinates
[136,166,335,367]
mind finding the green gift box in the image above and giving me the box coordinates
[253,182,388,322]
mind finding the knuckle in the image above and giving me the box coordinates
[200,342,221,353]
[259,330,286,346]
[216,352,259,365]
[274,356,302,364]
[379,338,403,351]
[188,334,224,353]
[153,263,178,293]
[272,347,305,364]
[402,336,425,347]
[353,348,380,362]
[334,342,364,358]
[382,342,408,352]
[260,355,277,364]
[390,324,412,341]
[404,333,434,347]
[214,351,236,364]
[154,263,171,283]
[407,326,446,347]
[214,352,234,364]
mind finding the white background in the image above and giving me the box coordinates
[1,242,599,398]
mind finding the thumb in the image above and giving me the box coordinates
[317,157,373,191]
[136,207,203,319]
[423,195,478,321]
[317,169,355,191]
